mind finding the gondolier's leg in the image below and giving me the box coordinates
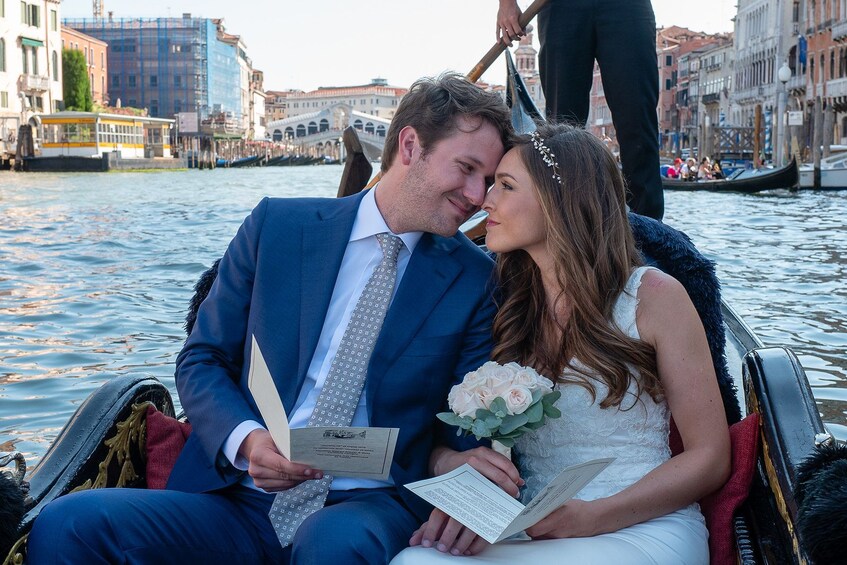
[596,0,664,220]
[27,486,281,564]
[537,0,596,127]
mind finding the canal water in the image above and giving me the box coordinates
[1,167,845,467]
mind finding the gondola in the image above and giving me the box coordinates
[661,158,799,193]
[2,43,843,565]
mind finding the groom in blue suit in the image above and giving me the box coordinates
[27,73,516,564]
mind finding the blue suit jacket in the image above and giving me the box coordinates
[169,192,496,520]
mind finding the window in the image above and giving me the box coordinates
[150,75,157,86]
[0,92,8,108]
[20,1,38,26]
[128,75,136,87]
[52,50,58,80]
[21,46,27,74]
[31,46,38,75]
[50,9,57,30]
[174,75,181,87]
[666,55,673,66]
[101,52,104,69]
[1,0,4,17]
[0,39,4,72]
[112,74,120,87]
[90,73,94,94]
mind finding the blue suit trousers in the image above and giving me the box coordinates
[27,485,419,564]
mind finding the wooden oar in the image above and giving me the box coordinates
[335,0,550,197]
[467,0,551,83]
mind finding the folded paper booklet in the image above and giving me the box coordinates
[247,335,399,480]
[405,458,614,544]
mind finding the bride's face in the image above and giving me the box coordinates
[483,148,547,258]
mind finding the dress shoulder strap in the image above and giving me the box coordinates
[613,266,660,339]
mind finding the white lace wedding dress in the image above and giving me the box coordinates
[392,267,708,565]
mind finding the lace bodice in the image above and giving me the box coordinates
[515,267,675,504]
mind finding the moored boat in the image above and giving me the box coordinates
[662,158,799,193]
[798,152,847,190]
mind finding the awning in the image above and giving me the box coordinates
[21,37,44,47]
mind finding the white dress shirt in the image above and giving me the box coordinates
[223,188,422,491]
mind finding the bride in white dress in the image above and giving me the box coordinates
[392,124,730,565]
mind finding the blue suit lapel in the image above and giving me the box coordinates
[366,234,463,406]
[297,192,367,383]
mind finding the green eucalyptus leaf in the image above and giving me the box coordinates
[489,397,508,418]
[543,404,562,419]
[524,401,544,423]
[472,418,493,438]
[437,412,462,426]
[499,412,529,434]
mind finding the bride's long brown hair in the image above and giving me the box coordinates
[490,123,661,408]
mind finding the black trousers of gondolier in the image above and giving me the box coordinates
[538,0,664,220]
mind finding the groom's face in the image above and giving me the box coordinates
[396,117,504,237]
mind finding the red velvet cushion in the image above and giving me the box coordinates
[670,414,760,565]
[145,406,192,489]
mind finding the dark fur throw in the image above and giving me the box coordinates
[184,258,221,336]
[0,470,25,560]
[794,441,847,565]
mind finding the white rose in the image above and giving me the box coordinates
[504,385,533,415]
[485,365,515,396]
[461,369,487,389]
[535,374,555,391]
[448,384,486,418]
[513,368,540,389]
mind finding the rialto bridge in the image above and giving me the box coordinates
[266,103,389,159]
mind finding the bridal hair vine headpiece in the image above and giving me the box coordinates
[530,131,562,184]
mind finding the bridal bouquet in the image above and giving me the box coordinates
[437,361,561,448]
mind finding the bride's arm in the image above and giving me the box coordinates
[528,269,731,539]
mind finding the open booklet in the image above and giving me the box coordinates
[405,458,613,544]
[247,335,399,480]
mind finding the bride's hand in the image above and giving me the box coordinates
[525,499,602,539]
[409,509,490,556]
[430,446,524,498]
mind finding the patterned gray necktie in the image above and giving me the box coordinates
[268,232,403,547]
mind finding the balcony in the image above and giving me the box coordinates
[787,73,807,94]
[833,19,847,41]
[19,74,49,92]
[828,77,847,98]
[702,93,720,104]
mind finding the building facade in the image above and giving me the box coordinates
[283,78,407,120]
[1,0,64,157]
[61,26,108,105]
[63,14,262,138]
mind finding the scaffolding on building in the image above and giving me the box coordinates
[62,15,241,137]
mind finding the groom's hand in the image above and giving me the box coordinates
[430,446,524,498]
[409,509,490,556]
[240,429,323,491]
